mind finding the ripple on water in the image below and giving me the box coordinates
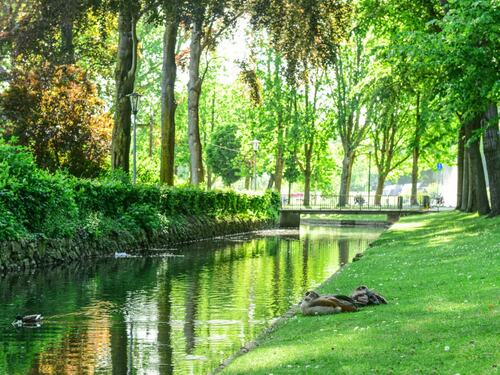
[0,225,383,375]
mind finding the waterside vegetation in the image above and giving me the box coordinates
[0,141,279,255]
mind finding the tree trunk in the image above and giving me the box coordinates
[303,147,312,207]
[274,123,284,193]
[187,18,204,185]
[338,151,353,206]
[111,10,138,173]
[410,145,420,206]
[244,175,250,190]
[466,148,476,212]
[60,13,75,64]
[288,180,292,204]
[465,116,490,214]
[267,174,275,190]
[411,92,421,206]
[374,174,386,206]
[160,16,178,186]
[456,125,465,209]
[460,148,469,211]
[482,103,500,216]
[346,154,355,196]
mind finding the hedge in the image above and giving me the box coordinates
[0,141,280,242]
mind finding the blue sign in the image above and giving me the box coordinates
[437,163,443,171]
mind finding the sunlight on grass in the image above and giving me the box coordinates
[222,212,500,375]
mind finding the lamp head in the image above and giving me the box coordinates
[127,92,141,115]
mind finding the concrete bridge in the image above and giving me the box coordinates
[279,208,433,227]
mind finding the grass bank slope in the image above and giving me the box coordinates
[222,212,499,374]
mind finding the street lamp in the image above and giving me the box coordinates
[250,139,260,190]
[127,92,141,184]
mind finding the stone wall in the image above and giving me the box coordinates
[0,216,276,274]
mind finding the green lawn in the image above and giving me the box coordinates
[221,212,500,374]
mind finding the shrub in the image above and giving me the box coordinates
[0,141,78,241]
[0,142,280,241]
[0,64,112,178]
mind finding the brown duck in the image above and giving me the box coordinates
[300,291,358,316]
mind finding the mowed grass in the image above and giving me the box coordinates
[221,212,500,374]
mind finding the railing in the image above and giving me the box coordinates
[282,194,437,210]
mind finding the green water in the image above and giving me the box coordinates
[0,225,383,375]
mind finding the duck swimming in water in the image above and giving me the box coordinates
[12,314,43,327]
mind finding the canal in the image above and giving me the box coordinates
[0,224,384,374]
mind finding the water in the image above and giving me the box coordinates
[0,225,383,375]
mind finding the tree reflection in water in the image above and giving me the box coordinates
[0,225,383,375]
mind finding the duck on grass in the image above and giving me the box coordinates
[299,286,386,316]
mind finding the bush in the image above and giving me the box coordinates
[0,141,78,241]
[0,64,112,178]
[0,142,280,242]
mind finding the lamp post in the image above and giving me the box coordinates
[251,139,260,190]
[367,151,372,208]
[127,92,141,184]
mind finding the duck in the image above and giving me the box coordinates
[12,314,43,327]
[350,285,387,306]
[300,291,358,316]
[352,253,364,262]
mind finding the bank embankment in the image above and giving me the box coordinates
[0,142,280,273]
[0,215,276,273]
[221,211,500,374]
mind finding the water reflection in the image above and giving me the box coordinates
[0,225,383,375]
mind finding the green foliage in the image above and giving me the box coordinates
[0,141,78,241]
[0,64,112,178]
[0,143,280,241]
[207,123,242,186]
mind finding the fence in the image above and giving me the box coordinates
[282,194,438,210]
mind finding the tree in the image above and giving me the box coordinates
[0,64,112,177]
[111,0,141,173]
[328,30,369,206]
[206,123,241,186]
[184,0,243,185]
[368,79,413,205]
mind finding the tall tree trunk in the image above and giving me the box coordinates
[288,180,292,204]
[460,148,469,211]
[465,116,490,214]
[410,145,420,206]
[274,121,285,192]
[111,11,138,173]
[60,13,75,64]
[346,154,355,196]
[160,16,178,186]
[187,19,204,185]
[244,175,250,190]
[338,151,353,206]
[303,146,312,207]
[374,173,386,206]
[411,93,421,206]
[456,125,465,209]
[267,174,275,189]
[482,103,500,216]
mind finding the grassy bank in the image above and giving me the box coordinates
[221,212,500,374]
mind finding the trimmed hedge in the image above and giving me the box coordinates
[0,141,280,242]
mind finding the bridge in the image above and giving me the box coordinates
[279,194,444,227]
